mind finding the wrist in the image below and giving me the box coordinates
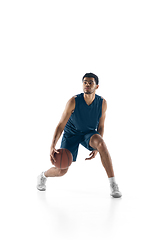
[51,142,56,149]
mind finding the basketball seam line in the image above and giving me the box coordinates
[65,149,69,168]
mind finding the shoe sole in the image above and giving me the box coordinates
[110,194,122,198]
[37,187,46,191]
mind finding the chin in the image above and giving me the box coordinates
[84,91,91,94]
[84,89,91,94]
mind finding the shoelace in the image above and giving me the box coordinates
[111,182,119,192]
[40,176,46,185]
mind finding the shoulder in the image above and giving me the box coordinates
[72,93,83,104]
[73,93,83,98]
[96,94,106,103]
[101,97,107,112]
[66,96,76,111]
[66,93,82,110]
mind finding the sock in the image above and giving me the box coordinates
[109,177,116,185]
[43,172,47,178]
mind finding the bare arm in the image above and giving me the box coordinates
[50,96,75,163]
[85,98,107,160]
[97,98,107,137]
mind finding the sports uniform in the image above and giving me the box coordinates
[60,93,103,162]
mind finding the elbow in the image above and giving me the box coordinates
[97,127,104,136]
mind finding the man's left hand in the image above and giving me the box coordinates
[85,150,98,160]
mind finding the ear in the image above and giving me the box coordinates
[96,85,99,90]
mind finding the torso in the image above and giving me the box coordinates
[64,93,103,134]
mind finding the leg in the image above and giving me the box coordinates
[37,167,68,191]
[89,134,114,178]
[88,134,122,198]
[44,167,68,177]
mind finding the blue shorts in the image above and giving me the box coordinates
[60,130,100,162]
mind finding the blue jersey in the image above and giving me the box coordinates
[64,93,103,135]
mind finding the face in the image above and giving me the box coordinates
[82,77,99,94]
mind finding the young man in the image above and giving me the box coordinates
[37,73,122,198]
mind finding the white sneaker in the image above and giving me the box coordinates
[37,172,47,191]
[110,182,122,198]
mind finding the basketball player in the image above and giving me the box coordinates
[37,73,122,198]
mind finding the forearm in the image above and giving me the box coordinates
[51,125,64,148]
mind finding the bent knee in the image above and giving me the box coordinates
[90,134,104,150]
[97,140,106,152]
[59,168,68,176]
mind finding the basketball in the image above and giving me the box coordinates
[53,148,73,169]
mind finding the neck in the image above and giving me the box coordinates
[83,92,96,105]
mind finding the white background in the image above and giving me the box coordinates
[0,0,160,239]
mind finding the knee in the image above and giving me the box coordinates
[97,140,106,152]
[90,134,105,151]
[59,168,68,176]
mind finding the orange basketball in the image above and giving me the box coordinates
[54,148,73,169]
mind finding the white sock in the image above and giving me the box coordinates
[43,172,47,178]
[109,177,116,185]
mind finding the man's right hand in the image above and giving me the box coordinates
[50,146,59,164]
[49,97,75,165]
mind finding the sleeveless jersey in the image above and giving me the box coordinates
[64,93,103,134]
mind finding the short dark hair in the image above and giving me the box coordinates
[82,73,99,85]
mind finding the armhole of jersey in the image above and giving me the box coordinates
[100,96,104,118]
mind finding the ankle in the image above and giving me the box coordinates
[109,177,116,185]
[43,171,48,178]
